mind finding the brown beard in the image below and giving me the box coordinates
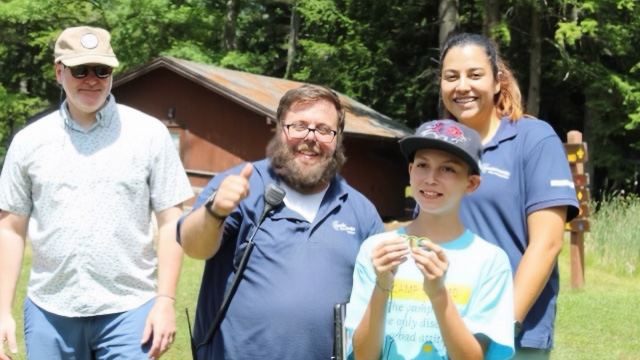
[266,134,346,193]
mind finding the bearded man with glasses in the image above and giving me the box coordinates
[178,84,385,360]
[0,26,193,360]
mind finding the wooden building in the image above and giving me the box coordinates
[110,57,411,219]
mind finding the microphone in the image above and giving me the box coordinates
[256,183,286,228]
[195,183,286,354]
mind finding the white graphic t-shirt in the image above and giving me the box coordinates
[345,228,515,360]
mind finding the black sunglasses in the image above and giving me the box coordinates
[66,65,113,79]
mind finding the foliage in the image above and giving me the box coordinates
[0,85,48,161]
[1,0,640,191]
[103,0,225,71]
[552,0,640,190]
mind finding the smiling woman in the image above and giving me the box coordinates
[437,33,579,359]
[440,45,501,132]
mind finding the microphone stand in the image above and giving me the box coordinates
[193,184,286,358]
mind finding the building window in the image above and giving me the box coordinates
[170,131,180,154]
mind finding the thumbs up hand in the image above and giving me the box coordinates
[209,163,253,217]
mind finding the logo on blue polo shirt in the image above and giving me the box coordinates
[332,220,355,234]
[482,163,510,179]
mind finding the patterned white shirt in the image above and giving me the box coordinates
[0,96,193,317]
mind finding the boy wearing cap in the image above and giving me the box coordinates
[345,120,514,360]
[0,26,193,359]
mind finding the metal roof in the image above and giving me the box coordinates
[114,56,411,139]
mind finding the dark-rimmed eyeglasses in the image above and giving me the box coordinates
[65,65,113,79]
[284,123,337,143]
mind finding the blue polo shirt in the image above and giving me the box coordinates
[459,117,579,350]
[179,159,384,360]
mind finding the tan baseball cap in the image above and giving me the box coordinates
[54,26,119,67]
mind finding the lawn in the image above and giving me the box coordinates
[7,194,640,359]
[553,243,640,359]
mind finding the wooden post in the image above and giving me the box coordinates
[567,131,585,289]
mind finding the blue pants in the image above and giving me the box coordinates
[24,296,154,360]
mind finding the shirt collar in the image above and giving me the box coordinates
[484,116,518,150]
[260,159,349,221]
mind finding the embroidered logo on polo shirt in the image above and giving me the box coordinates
[482,163,510,179]
[332,220,356,234]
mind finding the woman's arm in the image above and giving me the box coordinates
[515,206,567,323]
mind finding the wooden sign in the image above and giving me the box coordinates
[576,203,590,218]
[565,143,588,163]
[575,186,590,203]
[573,173,589,187]
[565,131,588,289]
[565,219,591,232]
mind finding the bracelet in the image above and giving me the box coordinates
[157,294,176,302]
[204,190,228,222]
[375,280,393,293]
[205,204,228,222]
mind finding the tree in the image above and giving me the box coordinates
[1,0,639,194]
[483,0,500,38]
[439,0,458,48]
[284,0,300,79]
[526,0,541,116]
[552,0,640,192]
[222,0,242,51]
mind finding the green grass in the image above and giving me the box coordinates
[8,195,640,359]
[554,242,640,359]
[168,256,204,358]
[553,194,640,359]
[584,194,640,277]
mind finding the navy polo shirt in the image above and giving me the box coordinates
[179,159,384,360]
[459,117,579,350]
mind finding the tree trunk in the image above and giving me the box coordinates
[222,0,241,51]
[284,2,300,79]
[483,0,500,39]
[526,2,541,116]
[439,0,459,49]
[582,95,598,199]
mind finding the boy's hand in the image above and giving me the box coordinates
[371,236,410,290]
[411,241,449,298]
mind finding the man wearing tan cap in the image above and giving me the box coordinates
[0,26,193,360]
